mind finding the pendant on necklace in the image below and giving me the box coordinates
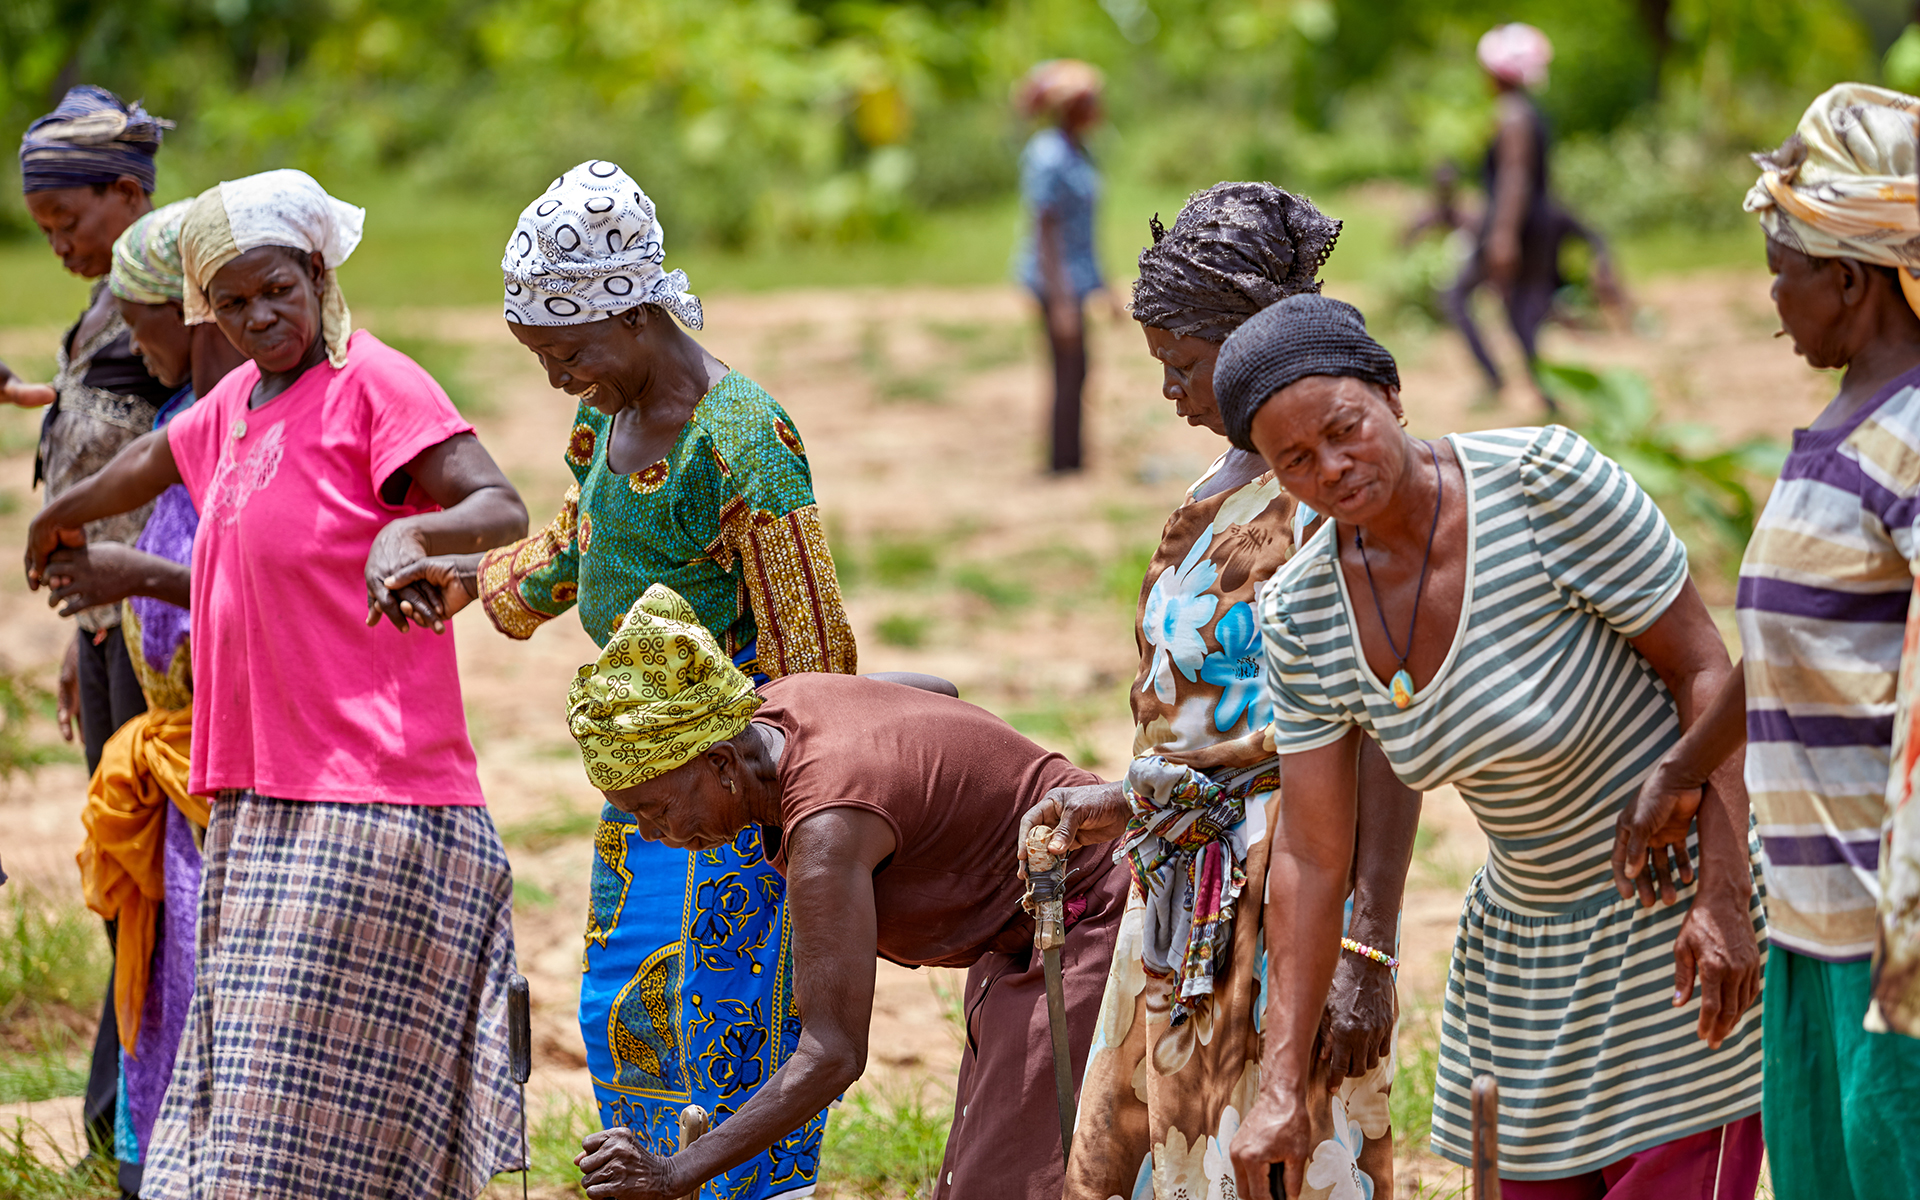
[230,418,247,440]
[1390,668,1415,710]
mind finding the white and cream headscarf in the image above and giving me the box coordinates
[180,169,365,368]
[501,160,703,329]
[1745,83,1920,317]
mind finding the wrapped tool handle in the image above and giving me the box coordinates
[1024,825,1066,950]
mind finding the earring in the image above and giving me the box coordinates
[1398,415,1409,428]
[725,778,736,794]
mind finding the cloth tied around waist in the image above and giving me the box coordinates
[1121,755,1275,1026]
[77,705,207,1052]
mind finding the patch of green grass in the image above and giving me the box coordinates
[0,1121,115,1200]
[486,1094,598,1196]
[1100,544,1155,612]
[1003,691,1114,769]
[0,671,73,780]
[953,565,1032,612]
[0,889,108,1020]
[876,613,932,649]
[820,1082,951,1200]
[868,536,939,589]
[0,1020,89,1104]
[1411,822,1476,893]
[500,799,601,851]
[1391,1008,1441,1152]
[512,879,557,910]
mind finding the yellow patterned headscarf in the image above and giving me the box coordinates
[567,584,763,791]
[1745,83,1920,318]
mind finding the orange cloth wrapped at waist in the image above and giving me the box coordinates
[76,705,206,1052]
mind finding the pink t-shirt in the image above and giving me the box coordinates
[167,329,484,805]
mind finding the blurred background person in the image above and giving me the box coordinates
[1443,23,1624,411]
[1015,58,1110,474]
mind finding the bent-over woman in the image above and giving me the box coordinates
[382,160,857,1200]
[25,168,531,1199]
[1219,296,1766,1197]
[1038,183,1419,1200]
[558,585,1123,1200]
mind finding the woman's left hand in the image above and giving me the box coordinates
[1612,759,1705,907]
[1319,952,1396,1087]
[363,520,447,633]
[1673,889,1762,1050]
[576,1128,680,1200]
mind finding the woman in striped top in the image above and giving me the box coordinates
[1215,296,1766,1196]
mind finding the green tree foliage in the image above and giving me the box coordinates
[0,0,1886,246]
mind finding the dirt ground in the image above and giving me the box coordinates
[0,267,1825,1193]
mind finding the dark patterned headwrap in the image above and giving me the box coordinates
[20,86,172,195]
[1131,181,1341,342]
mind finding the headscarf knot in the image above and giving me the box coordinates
[179,169,365,369]
[20,85,172,194]
[502,161,703,330]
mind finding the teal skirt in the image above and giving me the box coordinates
[579,813,824,1199]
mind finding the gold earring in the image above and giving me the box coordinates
[725,779,736,794]
[1398,415,1408,428]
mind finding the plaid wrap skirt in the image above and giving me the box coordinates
[142,793,523,1200]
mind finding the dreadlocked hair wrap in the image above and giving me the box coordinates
[1130,181,1342,342]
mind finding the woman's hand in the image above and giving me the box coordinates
[1228,1088,1312,1200]
[24,509,88,590]
[0,359,55,408]
[380,553,481,629]
[364,521,450,633]
[1673,887,1762,1049]
[57,637,79,745]
[1016,780,1128,878]
[1319,953,1396,1087]
[576,1128,680,1200]
[42,542,188,615]
[1612,761,1705,907]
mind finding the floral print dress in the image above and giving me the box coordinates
[1066,452,1393,1200]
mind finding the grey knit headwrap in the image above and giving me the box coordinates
[1131,181,1342,342]
[1215,294,1399,453]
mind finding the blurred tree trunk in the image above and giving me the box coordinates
[1637,0,1673,93]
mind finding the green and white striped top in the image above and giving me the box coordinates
[1257,425,1764,1178]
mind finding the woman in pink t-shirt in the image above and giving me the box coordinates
[25,170,532,1200]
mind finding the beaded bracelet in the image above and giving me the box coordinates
[1341,936,1399,971]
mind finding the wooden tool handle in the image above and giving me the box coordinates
[1471,1074,1502,1200]
[676,1105,711,1200]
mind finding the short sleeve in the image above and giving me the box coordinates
[163,380,226,511]
[1020,132,1069,212]
[1256,569,1355,754]
[360,338,474,500]
[1520,425,1688,638]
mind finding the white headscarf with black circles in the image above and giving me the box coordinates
[501,160,703,329]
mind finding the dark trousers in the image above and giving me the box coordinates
[1044,309,1086,473]
[75,627,146,1190]
[1442,250,1557,392]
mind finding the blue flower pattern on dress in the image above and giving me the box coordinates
[1198,600,1270,735]
[1141,535,1220,706]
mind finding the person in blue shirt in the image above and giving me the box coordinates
[1015,59,1110,473]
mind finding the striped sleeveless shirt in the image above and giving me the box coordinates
[1257,425,1765,1178]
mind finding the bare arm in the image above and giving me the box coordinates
[26,426,181,587]
[577,807,895,1200]
[364,432,528,631]
[1321,736,1421,1085]
[1485,95,1535,288]
[1616,580,1760,1047]
[0,357,56,408]
[1229,728,1361,1200]
[43,543,192,613]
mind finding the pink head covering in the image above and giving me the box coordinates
[1015,60,1104,121]
[1477,23,1553,89]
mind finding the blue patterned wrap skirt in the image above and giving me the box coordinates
[580,817,823,1199]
